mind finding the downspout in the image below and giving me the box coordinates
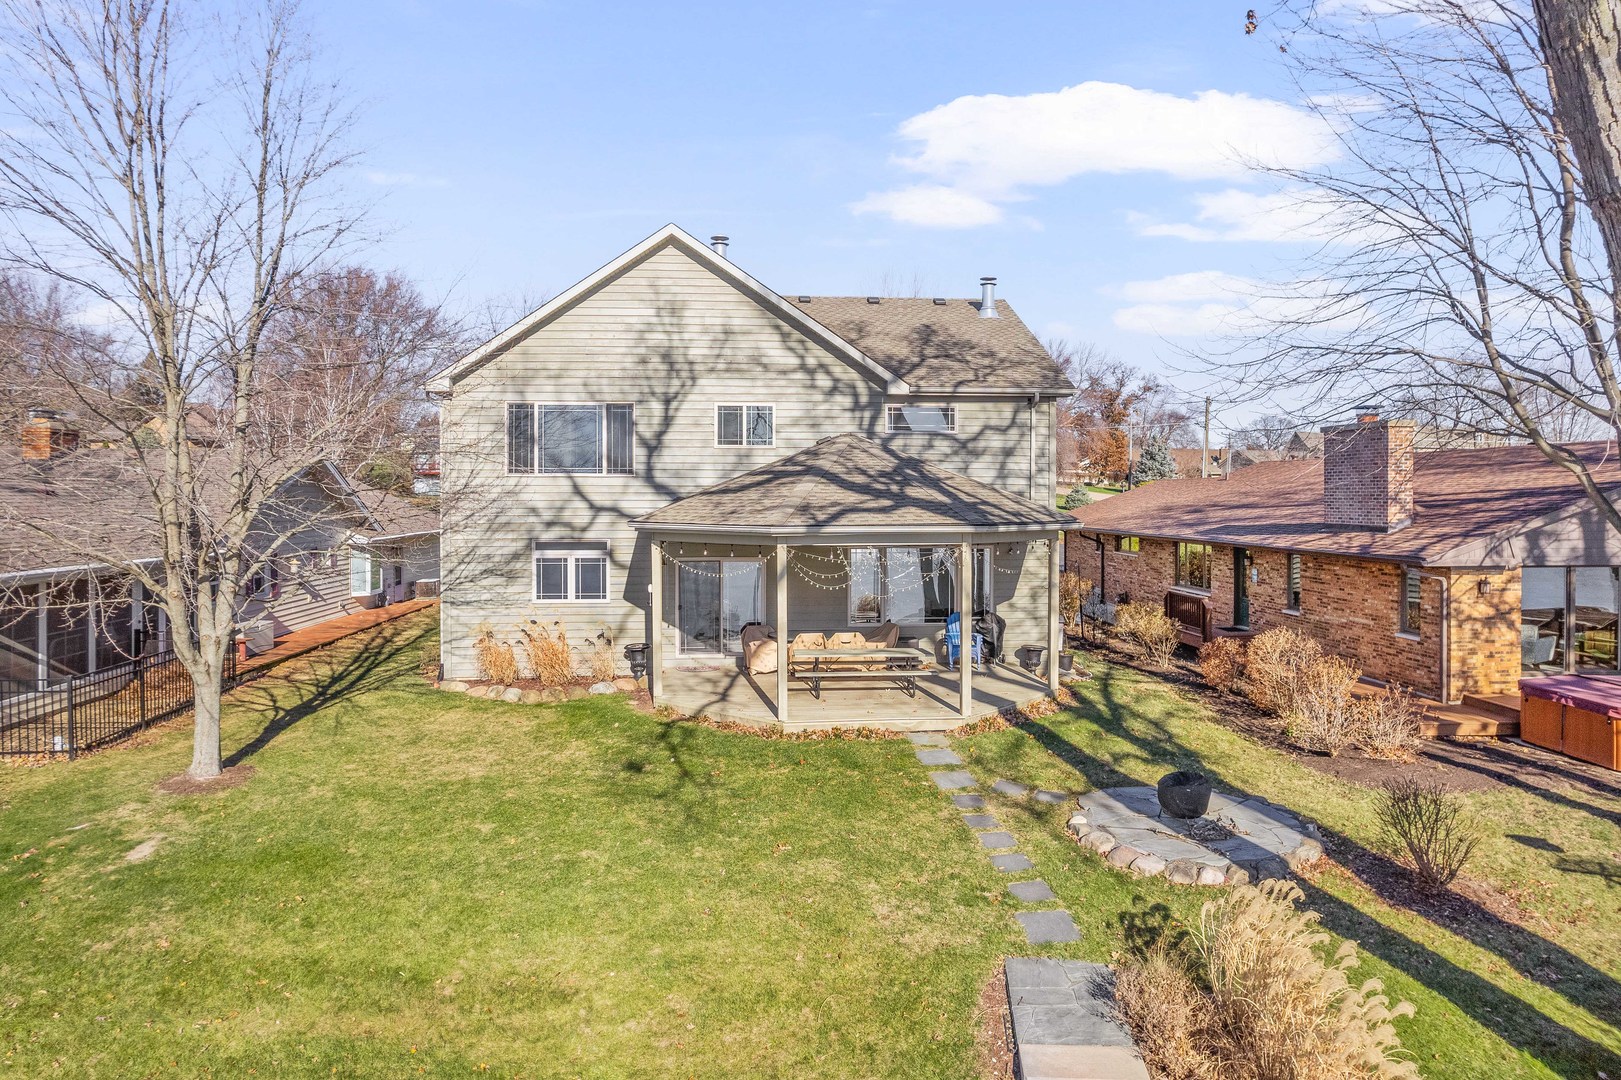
[1028,393,1039,502]
[1414,569,1451,703]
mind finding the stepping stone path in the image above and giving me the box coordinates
[1069,786,1324,885]
[906,732,950,747]
[1005,958,1150,1080]
[916,757,1083,946]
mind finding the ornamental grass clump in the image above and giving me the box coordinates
[1197,637,1245,694]
[1059,571,1090,630]
[1115,602,1182,669]
[518,619,574,688]
[1286,655,1362,757]
[1376,777,1478,891]
[472,623,519,685]
[1115,880,1419,1080]
[588,626,617,684]
[1245,627,1322,716]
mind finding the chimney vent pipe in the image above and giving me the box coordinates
[978,276,999,318]
[709,235,729,259]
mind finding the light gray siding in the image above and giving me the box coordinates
[876,395,1055,505]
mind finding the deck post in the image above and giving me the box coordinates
[959,538,974,720]
[1047,532,1063,693]
[648,539,664,702]
[775,543,789,726]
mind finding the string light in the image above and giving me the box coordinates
[654,538,1052,587]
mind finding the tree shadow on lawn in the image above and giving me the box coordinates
[223,619,431,767]
[1423,740,1621,829]
[1023,668,1621,1076]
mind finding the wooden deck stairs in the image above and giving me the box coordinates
[1350,681,1520,739]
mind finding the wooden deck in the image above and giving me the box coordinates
[657,659,1051,732]
[239,599,437,675]
[1351,680,1519,738]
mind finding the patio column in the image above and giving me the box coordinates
[648,539,663,701]
[775,543,789,726]
[1048,533,1063,693]
[959,538,974,720]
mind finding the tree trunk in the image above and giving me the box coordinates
[187,668,223,779]
[1534,0,1621,295]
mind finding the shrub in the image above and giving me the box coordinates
[1245,627,1322,715]
[472,623,519,685]
[1197,638,1245,693]
[1285,655,1362,756]
[1376,777,1478,891]
[1060,481,1094,509]
[1115,602,1181,668]
[1115,880,1418,1080]
[517,620,574,688]
[588,626,617,683]
[1355,686,1423,761]
[1058,571,1091,629]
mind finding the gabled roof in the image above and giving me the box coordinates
[1070,441,1621,566]
[426,224,907,395]
[630,433,1074,536]
[786,296,1074,395]
[355,486,439,542]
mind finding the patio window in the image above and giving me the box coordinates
[1114,536,1140,554]
[534,541,609,602]
[885,404,957,433]
[1285,553,1302,612]
[847,547,956,624]
[1399,567,1422,636]
[507,403,634,475]
[1174,542,1212,591]
[1522,566,1621,674]
[715,405,774,447]
[349,549,381,596]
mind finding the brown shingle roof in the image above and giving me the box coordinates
[356,487,439,541]
[632,433,1073,534]
[790,297,1074,394]
[1071,441,1621,565]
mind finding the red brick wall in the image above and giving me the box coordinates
[1323,419,1415,530]
[1069,532,1483,698]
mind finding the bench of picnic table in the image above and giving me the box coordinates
[791,667,921,700]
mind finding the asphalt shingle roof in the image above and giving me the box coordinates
[632,433,1073,533]
[790,296,1074,394]
[1071,441,1621,565]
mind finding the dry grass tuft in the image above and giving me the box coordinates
[1115,880,1419,1080]
[1115,602,1182,669]
[1197,637,1245,694]
[1059,571,1091,630]
[517,620,575,688]
[588,627,617,684]
[472,623,519,685]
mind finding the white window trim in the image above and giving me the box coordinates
[532,541,611,603]
[885,403,959,434]
[713,403,776,448]
[507,402,636,476]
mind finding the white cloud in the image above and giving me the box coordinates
[1136,188,1346,243]
[850,184,1004,228]
[365,170,449,188]
[1110,271,1368,338]
[854,81,1337,227]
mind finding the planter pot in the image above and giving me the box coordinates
[1058,652,1075,673]
[1156,770,1212,819]
[622,643,650,680]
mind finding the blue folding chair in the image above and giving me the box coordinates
[945,612,983,670]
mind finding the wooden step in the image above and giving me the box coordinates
[1420,716,1521,739]
[1460,692,1521,724]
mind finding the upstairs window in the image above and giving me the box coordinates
[534,541,610,602]
[1114,536,1140,555]
[886,404,957,433]
[715,404,774,447]
[1286,553,1303,612]
[1400,567,1422,636]
[1175,542,1212,591]
[508,403,634,475]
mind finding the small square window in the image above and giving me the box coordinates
[1114,536,1140,554]
[533,542,611,602]
[716,405,774,447]
[1175,542,1212,591]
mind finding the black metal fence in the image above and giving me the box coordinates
[0,649,240,758]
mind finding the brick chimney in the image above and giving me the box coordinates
[21,408,79,461]
[1321,411,1415,531]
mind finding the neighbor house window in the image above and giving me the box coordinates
[886,404,957,433]
[507,403,634,475]
[1400,567,1422,636]
[1114,536,1140,554]
[534,542,610,602]
[1285,553,1302,612]
[1175,542,1212,590]
[847,547,955,624]
[715,404,774,447]
[349,549,381,597]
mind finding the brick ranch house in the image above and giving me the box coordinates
[1067,416,1621,709]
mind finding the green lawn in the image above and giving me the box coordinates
[4,617,1618,1078]
[953,655,1621,1080]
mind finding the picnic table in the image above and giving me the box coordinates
[792,647,926,700]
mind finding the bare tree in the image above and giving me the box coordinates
[0,1,435,779]
[1228,414,1297,451]
[1220,1,1621,527]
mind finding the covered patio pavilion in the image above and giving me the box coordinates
[628,434,1076,731]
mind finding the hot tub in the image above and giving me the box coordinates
[1519,676,1621,770]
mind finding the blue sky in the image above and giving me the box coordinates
[317,1,1332,402]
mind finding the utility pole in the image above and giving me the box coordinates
[1124,418,1135,490]
[1201,397,1211,478]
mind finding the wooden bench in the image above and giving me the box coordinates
[793,667,921,700]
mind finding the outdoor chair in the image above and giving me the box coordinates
[786,632,827,673]
[944,612,983,670]
[740,623,778,676]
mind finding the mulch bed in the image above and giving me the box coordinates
[157,763,255,795]
[975,965,1015,1080]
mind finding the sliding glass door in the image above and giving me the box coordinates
[677,561,763,655]
[1521,566,1621,674]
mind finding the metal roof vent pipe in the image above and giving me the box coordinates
[978,276,999,318]
[710,235,729,259]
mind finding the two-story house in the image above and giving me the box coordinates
[429,225,1075,730]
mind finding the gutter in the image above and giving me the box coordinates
[626,520,1080,537]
